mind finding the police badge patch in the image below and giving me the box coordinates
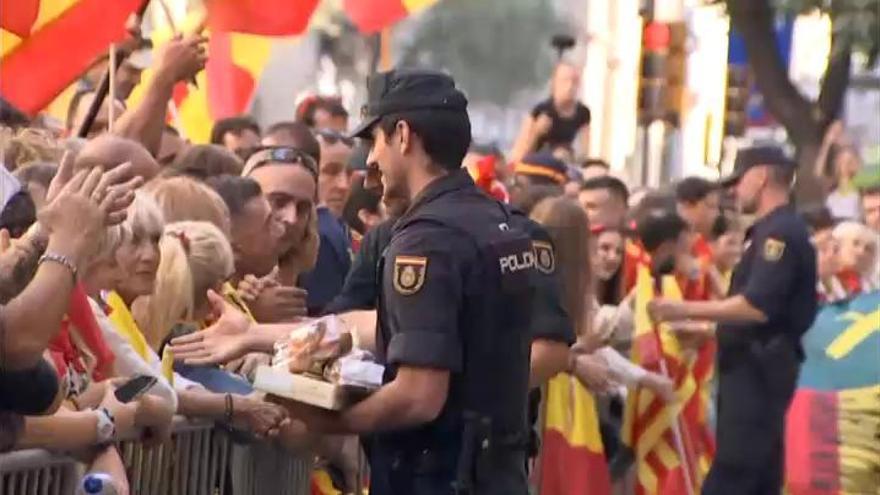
[393,256,428,295]
[532,241,555,274]
[763,238,785,261]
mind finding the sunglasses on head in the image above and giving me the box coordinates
[315,129,354,147]
[242,146,318,179]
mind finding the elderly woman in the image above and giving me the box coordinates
[97,194,289,438]
[833,221,879,295]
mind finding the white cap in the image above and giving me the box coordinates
[126,48,153,71]
[0,165,22,212]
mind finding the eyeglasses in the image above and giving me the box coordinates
[242,146,318,179]
[315,129,354,147]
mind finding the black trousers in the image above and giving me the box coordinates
[707,336,800,495]
[702,439,783,495]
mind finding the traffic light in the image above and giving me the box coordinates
[665,22,687,124]
[638,21,670,124]
[723,64,750,137]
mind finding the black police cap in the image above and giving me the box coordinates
[349,69,468,140]
[720,145,796,187]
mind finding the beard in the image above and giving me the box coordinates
[381,167,410,208]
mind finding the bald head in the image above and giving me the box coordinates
[74,135,159,180]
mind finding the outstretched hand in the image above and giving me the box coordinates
[647,298,688,324]
[168,289,253,366]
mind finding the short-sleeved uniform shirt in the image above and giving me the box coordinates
[714,204,817,467]
[530,99,591,152]
[718,205,817,348]
[369,170,573,494]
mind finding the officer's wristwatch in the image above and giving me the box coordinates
[95,407,117,445]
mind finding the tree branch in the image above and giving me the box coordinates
[816,21,852,130]
[728,0,817,145]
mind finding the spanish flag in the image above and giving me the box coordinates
[1,0,143,115]
[539,373,611,495]
[621,267,712,495]
[344,0,440,33]
[206,0,319,36]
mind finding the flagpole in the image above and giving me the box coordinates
[658,358,696,495]
[108,43,117,132]
[77,0,151,138]
[653,275,696,495]
[379,27,393,71]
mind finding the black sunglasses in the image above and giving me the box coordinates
[242,146,318,179]
[315,129,354,147]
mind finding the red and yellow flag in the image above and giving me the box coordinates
[344,0,439,33]
[539,373,611,495]
[621,266,713,495]
[206,0,319,36]
[1,0,143,115]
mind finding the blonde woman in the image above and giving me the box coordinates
[144,175,258,322]
[104,197,289,437]
[144,176,232,237]
[833,221,879,294]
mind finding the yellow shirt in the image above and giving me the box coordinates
[221,282,256,323]
[106,291,175,384]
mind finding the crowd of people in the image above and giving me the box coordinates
[1,33,878,495]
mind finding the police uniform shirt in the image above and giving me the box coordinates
[324,218,395,314]
[523,219,576,346]
[378,177,473,375]
[718,204,818,346]
[713,204,817,468]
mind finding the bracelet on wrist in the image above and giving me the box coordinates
[38,252,78,280]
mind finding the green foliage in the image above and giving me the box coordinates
[399,0,566,105]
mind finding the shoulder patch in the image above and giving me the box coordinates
[763,238,785,262]
[393,256,428,295]
[532,241,555,274]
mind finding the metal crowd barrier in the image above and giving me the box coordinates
[0,449,79,495]
[0,417,313,495]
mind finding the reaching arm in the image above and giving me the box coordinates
[114,35,207,156]
[579,124,591,158]
[509,116,540,164]
[0,234,80,370]
[529,338,570,388]
[18,410,104,450]
[671,295,767,324]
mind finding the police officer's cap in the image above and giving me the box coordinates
[720,145,796,188]
[515,152,569,185]
[349,69,469,140]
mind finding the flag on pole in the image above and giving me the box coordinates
[621,266,712,495]
[539,373,611,495]
[344,0,440,33]
[0,0,143,115]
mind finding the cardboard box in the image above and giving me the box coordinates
[253,365,370,410]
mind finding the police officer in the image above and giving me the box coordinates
[648,146,817,494]
[281,69,572,495]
